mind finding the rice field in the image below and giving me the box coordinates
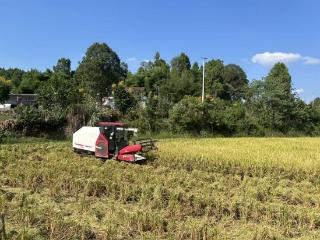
[1,138,320,239]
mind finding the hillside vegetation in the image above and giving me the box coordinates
[1,138,320,239]
[2,43,320,138]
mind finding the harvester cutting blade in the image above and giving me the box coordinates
[134,139,157,152]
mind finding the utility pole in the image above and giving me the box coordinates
[202,57,208,103]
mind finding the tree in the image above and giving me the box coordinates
[37,58,80,110]
[0,76,11,103]
[309,98,320,133]
[291,98,314,134]
[37,72,75,110]
[171,53,191,75]
[75,42,126,100]
[135,62,152,85]
[0,68,25,93]
[223,64,248,100]
[263,63,295,132]
[53,58,71,76]
[113,82,136,115]
[166,70,198,103]
[169,96,204,133]
[190,62,202,96]
[311,98,320,108]
[146,53,170,92]
[19,69,41,94]
[246,79,267,123]
[266,63,292,95]
[246,63,296,133]
[205,59,225,98]
[127,52,170,102]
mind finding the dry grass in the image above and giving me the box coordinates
[1,138,320,239]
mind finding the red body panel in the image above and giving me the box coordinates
[95,133,108,158]
[119,144,142,155]
[116,154,135,162]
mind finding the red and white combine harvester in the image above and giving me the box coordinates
[72,122,156,162]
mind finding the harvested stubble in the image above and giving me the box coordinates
[1,138,320,239]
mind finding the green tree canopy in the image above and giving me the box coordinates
[248,63,296,133]
[146,53,170,92]
[205,59,225,98]
[37,72,76,110]
[171,53,191,75]
[19,69,42,94]
[169,96,204,133]
[265,63,292,95]
[0,68,25,93]
[127,53,170,94]
[75,42,127,100]
[311,98,320,109]
[223,64,248,100]
[53,58,71,76]
[0,76,11,103]
[113,82,136,114]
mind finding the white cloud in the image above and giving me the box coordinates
[126,57,153,64]
[126,57,138,62]
[252,52,320,66]
[252,52,302,66]
[302,56,320,65]
[293,88,304,95]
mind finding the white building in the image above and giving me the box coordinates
[0,104,11,112]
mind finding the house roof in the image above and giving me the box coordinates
[6,94,38,106]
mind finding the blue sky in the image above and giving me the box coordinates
[0,0,319,101]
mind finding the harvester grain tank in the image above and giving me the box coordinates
[72,122,156,162]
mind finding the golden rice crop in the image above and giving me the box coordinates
[1,137,320,239]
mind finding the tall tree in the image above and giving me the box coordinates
[223,64,248,100]
[310,98,320,129]
[37,59,76,109]
[0,68,25,93]
[311,98,320,110]
[75,42,126,100]
[53,58,71,76]
[191,62,202,96]
[158,53,200,104]
[205,59,225,98]
[0,76,11,103]
[147,52,170,92]
[19,69,41,94]
[261,63,295,132]
[265,62,292,95]
[129,53,170,93]
[171,53,191,75]
[113,82,136,114]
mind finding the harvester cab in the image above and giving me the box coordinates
[73,122,156,162]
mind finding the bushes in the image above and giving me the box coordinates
[169,96,205,133]
[0,120,16,142]
[14,105,66,137]
[113,83,136,115]
[0,76,11,103]
[168,96,263,136]
[88,107,120,126]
